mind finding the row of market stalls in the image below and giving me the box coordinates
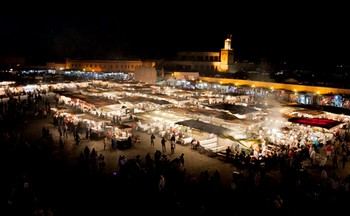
[56,90,135,121]
[3,79,350,162]
[49,80,267,155]
[134,104,265,156]
[48,80,349,160]
[51,106,133,146]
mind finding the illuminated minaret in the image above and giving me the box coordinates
[220,34,234,73]
[224,35,232,50]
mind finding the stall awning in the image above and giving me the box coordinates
[105,123,132,130]
[288,117,343,130]
[175,119,230,135]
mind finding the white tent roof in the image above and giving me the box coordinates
[99,103,134,112]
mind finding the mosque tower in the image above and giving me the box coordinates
[220,34,234,73]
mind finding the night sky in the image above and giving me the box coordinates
[0,8,349,71]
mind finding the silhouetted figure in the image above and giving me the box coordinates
[150,133,155,147]
[179,153,185,166]
[84,146,90,159]
[161,137,166,153]
[226,146,232,162]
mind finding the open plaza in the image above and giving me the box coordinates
[3,76,350,215]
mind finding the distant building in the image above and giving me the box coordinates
[134,66,157,83]
[158,36,235,74]
[173,72,200,80]
[65,58,145,73]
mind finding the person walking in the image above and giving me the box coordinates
[150,133,155,147]
[158,174,166,192]
[170,133,176,143]
[226,146,232,162]
[103,136,108,150]
[170,141,175,154]
[179,153,185,166]
[74,133,81,145]
[170,133,176,154]
[161,137,166,153]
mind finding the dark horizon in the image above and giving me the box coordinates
[0,13,349,72]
